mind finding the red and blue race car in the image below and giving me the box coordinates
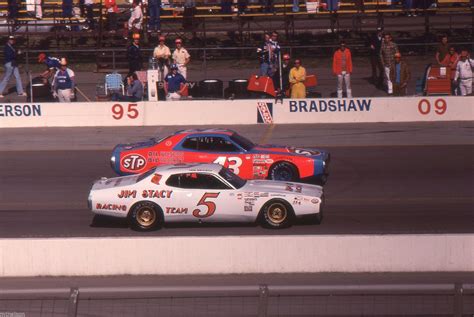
[110,129,330,184]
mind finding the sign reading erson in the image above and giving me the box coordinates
[0,104,41,117]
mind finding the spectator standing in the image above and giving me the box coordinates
[148,0,161,33]
[182,0,196,30]
[104,0,118,32]
[404,0,415,16]
[292,0,299,12]
[113,73,144,101]
[257,33,272,76]
[389,53,410,96]
[238,0,248,14]
[454,49,474,96]
[0,36,26,98]
[7,0,19,22]
[52,58,75,102]
[62,0,73,20]
[273,53,291,94]
[124,0,143,39]
[153,35,171,78]
[289,59,306,98]
[435,35,449,65]
[172,38,190,79]
[327,0,339,12]
[83,0,95,31]
[332,41,353,98]
[261,0,274,13]
[441,46,459,94]
[127,33,143,74]
[165,64,186,100]
[380,33,399,94]
[38,53,61,79]
[368,28,384,85]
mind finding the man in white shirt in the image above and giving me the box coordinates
[153,35,171,79]
[172,38,190,79]
[454,50,474,96]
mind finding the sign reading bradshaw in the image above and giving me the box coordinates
[289,99,372,113]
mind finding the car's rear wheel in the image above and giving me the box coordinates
[269,162,299,182]
[260,200,294,229]
[129,201,163,231]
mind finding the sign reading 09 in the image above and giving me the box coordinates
[111,104,140,120]
[418,99,447,115]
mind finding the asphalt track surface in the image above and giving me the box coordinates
[0,122,473,238]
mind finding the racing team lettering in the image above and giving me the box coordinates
[142,189,173,198]
[166,207,188,214]
[121,154,146,171]
[96,203,126,211]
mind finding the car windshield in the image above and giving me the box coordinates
[218,167,247,189]
[230,133,255,151]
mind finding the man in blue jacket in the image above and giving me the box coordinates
[0,36,26,98]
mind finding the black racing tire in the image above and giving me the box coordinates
[259,199,294,229]
[129,201,163,231]
[269,162,299,182]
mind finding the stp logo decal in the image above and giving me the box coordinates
[121,153,146,171]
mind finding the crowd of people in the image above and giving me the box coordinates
[0,30,473,100]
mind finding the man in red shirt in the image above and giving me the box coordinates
[332,41,353,98]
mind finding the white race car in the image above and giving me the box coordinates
[88,163,324,231]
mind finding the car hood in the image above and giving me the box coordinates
[91,175,140,191]
[253,145,325,157]
[242,180,323,197]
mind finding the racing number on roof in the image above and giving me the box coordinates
[193,192,220,218]
[213,156,243,174]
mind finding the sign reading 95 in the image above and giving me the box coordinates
[417,98,447,116]
[111,104,140,120]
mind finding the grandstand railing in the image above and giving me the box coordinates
[0,283,472,316]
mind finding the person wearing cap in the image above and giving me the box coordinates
[172,39,190,79]
[38,53,61,79]
[127,33,143,74]
[164,64,186,100]
[389,52,410,96]
[289,59,306,99]
[0,36,26,98]
[333,41,353,98]
[124,0,143,39]
[453,49,474,96]
[272,53,291,95]
[153,36,171,77]
[380,32,399,95]
[52,58,75,102]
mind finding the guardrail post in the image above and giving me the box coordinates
[258,284,269,317]
[454,283,463,317]
[67,287,80,317]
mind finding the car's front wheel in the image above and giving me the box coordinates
[129,201,163,231]
[269,162,299,182]
[260,200,294,229]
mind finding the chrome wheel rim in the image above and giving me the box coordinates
[136,207,156,227]
[267,203,287,224]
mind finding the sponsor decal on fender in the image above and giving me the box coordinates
[118,190,137,198]
[96,203,127,211]
[121,153,146,171]
[166,207,188,214]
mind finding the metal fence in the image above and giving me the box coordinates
[1,283,473,317]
